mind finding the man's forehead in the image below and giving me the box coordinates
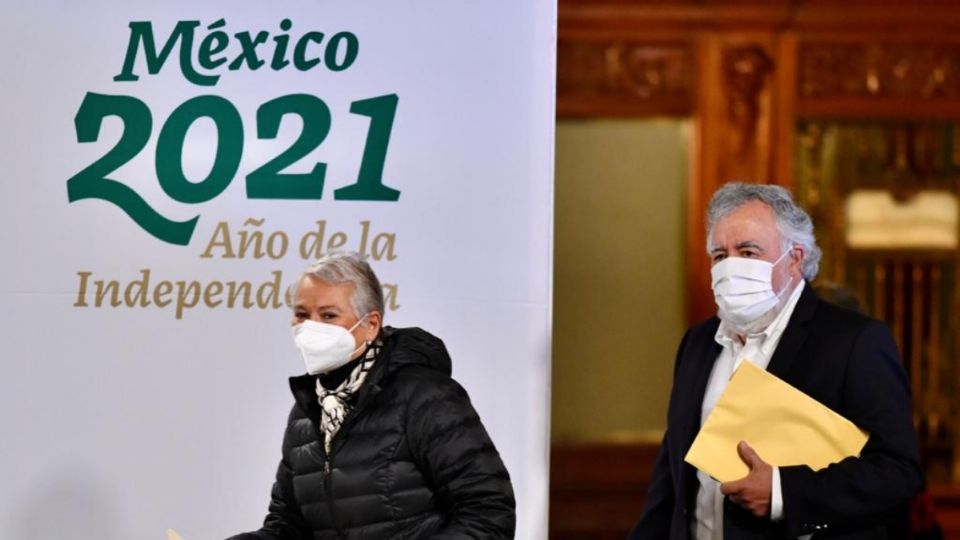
[710,239,764,252]
[710,205,781,248]
[711,226,780,246]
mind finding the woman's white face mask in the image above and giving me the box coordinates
[292,314,369,375]
[711,248,794,332]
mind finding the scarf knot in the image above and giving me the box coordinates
[315,344,379,455]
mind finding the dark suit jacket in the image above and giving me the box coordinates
[629,284,923,539]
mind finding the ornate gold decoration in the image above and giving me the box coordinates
[794,120,960,483]
[557,41,693,108]
[800,43,960,99]
[722,45,773,155]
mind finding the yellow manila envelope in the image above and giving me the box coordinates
[167,529,185,540]
[684,361,868,483]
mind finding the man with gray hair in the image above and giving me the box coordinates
[630,182,922,539]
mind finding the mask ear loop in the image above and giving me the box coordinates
[773,245,794,267]
[348,313,374,358]
[774,246,802,297]
[348,312,370,332]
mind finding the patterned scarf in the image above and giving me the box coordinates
[315,344,379,455]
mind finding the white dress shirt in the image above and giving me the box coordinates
[693,280,806,540]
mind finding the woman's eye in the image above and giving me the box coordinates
[321,312,338,320]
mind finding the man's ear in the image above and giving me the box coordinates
[790,246,806,276]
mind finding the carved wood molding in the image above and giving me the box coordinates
[557,40,694,116]
[560,0,960,35]
[799,43,960,100]
[723,45,774,155]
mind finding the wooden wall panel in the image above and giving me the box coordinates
[554,1,960,537]
[549,442,658,540]
[549,442,960,539]
[557,0,960,325]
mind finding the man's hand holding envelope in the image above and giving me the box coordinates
[719,440,774,518]
[685,360,869,515]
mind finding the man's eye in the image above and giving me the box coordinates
[294,313,306,321]
[321,312,338,320]
[712,254,726,262]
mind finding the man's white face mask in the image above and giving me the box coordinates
[711,248,794,333]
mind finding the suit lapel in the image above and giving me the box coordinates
[687,329,722,437]
[679,320,723,509]
[766,282,818,379]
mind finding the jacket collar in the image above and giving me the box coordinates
[765,281,818,379]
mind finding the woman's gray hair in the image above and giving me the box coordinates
[295,252,385,318]
[706,182,822,281]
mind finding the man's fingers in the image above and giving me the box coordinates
[720,479,742,496]
[737,440,763,469]
[721,446,773,517]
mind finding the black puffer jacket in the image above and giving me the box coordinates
[229,327,515,539]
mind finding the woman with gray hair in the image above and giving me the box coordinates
[228,252,515,539]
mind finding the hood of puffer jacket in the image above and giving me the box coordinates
[379,326,452,376]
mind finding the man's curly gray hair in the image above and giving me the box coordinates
[706,182,822,281]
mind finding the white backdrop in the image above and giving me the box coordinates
[0,1,556,539]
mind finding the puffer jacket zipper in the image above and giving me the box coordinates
[322,381,384,540]
[321,453,346,540]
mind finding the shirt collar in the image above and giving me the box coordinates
[714,280,806,355]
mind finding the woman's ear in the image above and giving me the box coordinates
[363,311,382,342]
